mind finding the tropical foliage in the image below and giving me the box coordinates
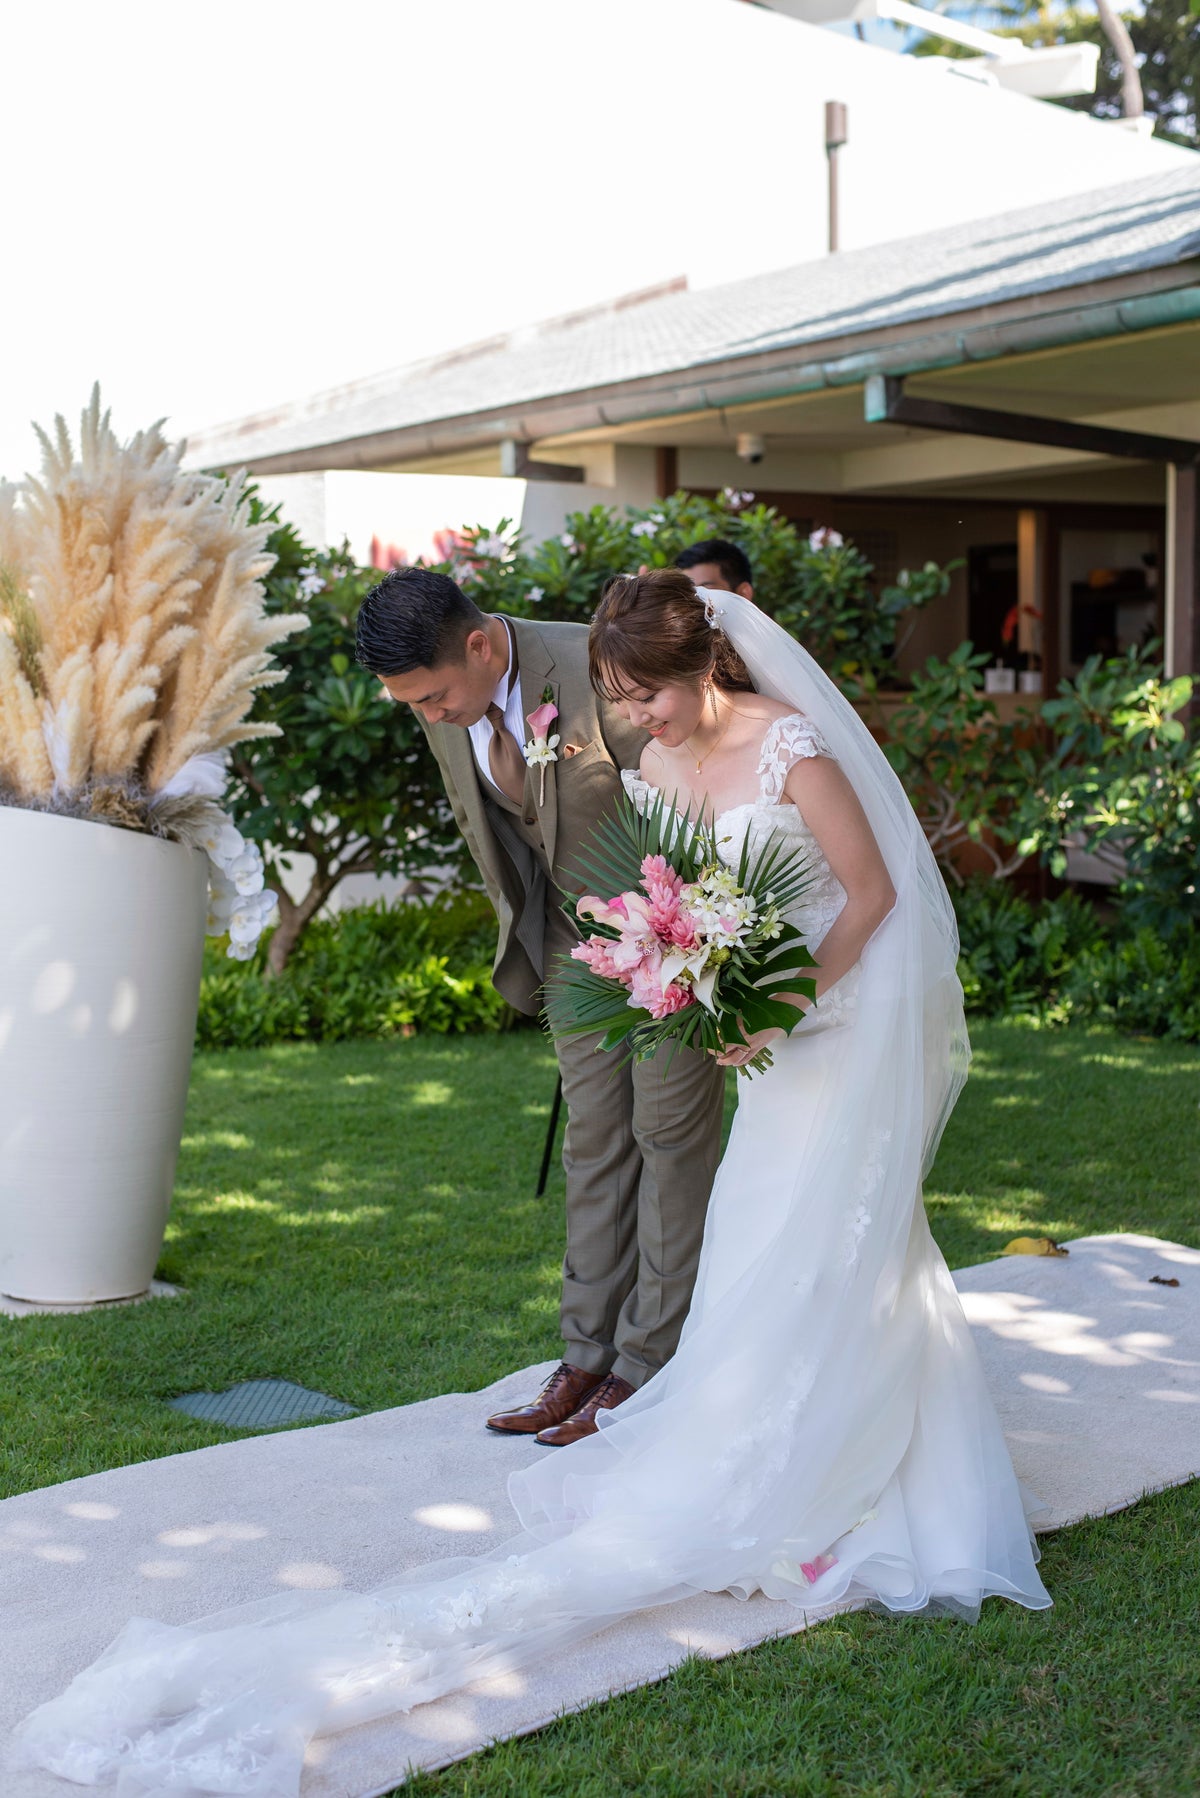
[447,489,953,700]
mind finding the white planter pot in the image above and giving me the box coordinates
[0,808,208,1304]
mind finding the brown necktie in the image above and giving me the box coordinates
[486,701,527,805]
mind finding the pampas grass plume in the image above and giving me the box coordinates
[0,388,304,816]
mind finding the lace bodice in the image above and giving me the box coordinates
[622,713,848,953]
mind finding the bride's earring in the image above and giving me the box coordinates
[708,680,719,723]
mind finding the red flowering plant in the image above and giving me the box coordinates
[546,791,818,1075]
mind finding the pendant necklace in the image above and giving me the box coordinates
[686,698,734,773]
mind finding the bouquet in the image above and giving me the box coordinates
[547,792,818,1075]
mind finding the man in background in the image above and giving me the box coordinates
[674,538,754,599]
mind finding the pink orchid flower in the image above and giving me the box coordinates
[578,891,658,978]
[526,700,558,740]
[629,954,693,1019]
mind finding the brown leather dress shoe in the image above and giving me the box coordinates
[486,1362,606,1435]
[535,1371,636,1446]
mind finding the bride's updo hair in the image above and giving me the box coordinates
[589,569,756,702]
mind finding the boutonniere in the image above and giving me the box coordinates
[523,685,559,803]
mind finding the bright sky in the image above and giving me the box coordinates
[1,0,906,490]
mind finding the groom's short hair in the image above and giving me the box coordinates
[356,568,486,675]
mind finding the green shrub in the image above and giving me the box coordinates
[197,893,515,1049]
[953,878,1200,1041]
[1063,925,1200,1042]
[953,880,1106,1022]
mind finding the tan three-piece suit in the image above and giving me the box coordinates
[421,616,725,1389]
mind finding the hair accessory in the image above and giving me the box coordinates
[698,586,724,630]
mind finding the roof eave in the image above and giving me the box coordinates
[197,261,1200,476]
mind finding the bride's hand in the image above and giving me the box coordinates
[714,1026,784,1068]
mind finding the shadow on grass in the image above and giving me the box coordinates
[926,1021,1200,1269]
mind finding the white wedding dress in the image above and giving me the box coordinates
[11,613,1051,1798]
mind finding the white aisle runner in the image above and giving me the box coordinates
[2,1234,1198,1798]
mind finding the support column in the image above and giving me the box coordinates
[1017,508,1049,692]
[1165,464,1200,679]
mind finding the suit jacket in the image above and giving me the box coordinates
[420,617,646,1015]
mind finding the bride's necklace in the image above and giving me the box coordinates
[685,694,734,773]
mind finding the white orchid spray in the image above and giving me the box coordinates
[0,390,305,958]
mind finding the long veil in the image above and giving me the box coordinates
[10,593,1048,1798]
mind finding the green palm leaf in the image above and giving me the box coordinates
[567,790,712,901]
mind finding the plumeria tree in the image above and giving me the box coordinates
[223,515,464,972]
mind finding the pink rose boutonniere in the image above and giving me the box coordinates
[523,685,560,803]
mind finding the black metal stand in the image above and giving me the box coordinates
[536,1074,564,1196]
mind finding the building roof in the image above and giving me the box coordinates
[188,165,1200,472]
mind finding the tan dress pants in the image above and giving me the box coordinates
[543,905,726,1389]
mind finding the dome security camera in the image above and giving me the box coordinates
[736,433,765,465]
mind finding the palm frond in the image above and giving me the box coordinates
[566,790,711,900]
[737,831,816,914]
[544,965,640,1041]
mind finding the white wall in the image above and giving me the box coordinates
[253,470,528,561]
[678,7,1195,287]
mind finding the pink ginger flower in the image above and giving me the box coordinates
[640,853,679,890]
[639,855,699,949]
[571,936,625,983]
[648,980,694,1019]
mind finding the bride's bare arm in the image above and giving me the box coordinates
[714,754,894,1066]
[783,753,896,1003]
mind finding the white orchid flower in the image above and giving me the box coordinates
[200,819,246,864]
[194,808,279,957]
[227,846,265,896]
[659,946,719,1011]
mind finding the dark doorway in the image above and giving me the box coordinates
[968,542,1019,666]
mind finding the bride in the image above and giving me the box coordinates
[12,573,1050,1797]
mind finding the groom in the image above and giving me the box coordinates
[356,569,725,1444]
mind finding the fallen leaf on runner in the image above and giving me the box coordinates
[1001,1237,1070,1258]
[1149,1275,1181,1287]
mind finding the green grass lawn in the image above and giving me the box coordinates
[3,1020,1199,1795]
